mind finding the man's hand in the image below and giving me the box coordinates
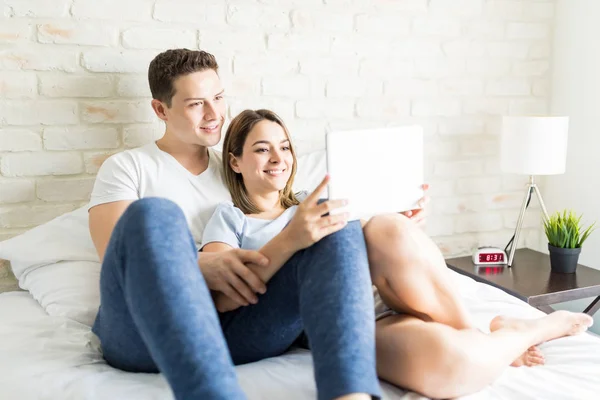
[198,249,269,308]
[401,183,430,228]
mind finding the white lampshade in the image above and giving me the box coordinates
[500,116,569,175]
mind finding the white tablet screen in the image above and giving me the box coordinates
[326,126,424,221]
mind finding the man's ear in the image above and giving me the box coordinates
[151,99,168,122]
[229,153,241,173]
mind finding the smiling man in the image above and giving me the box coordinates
[88,49,382,400]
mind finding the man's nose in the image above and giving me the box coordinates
[204,102,218,120]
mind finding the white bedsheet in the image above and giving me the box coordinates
[1,271,599,400]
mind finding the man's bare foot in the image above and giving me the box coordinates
[491,310,593,345]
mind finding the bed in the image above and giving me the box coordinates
[1,258,600,400]
[1,151,600,399]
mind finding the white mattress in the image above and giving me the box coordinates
[1,271,600,400]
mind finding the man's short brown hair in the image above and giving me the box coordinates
[148,48,219,107]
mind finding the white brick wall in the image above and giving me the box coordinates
[0,0,555,257]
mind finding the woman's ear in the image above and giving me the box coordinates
[229,153,241,174]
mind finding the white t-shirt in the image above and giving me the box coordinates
[87,142,232,249]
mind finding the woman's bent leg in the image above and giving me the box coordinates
[376,311,593,399]
[92,198,245,400]
[364,214,474,330]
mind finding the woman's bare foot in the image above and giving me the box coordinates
[491,310,593,345]
[489,322,545,366]
[509,346,545,367]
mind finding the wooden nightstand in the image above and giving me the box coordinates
[445,248,600,315]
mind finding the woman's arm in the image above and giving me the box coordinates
[203,231,299,312]
[205,176,350,312]
[203,229,298,284]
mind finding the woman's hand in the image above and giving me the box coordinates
[401,183,430,228]
[283,175,349,252]
[198,248,268,307]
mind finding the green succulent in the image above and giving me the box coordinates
[544,209,596,249]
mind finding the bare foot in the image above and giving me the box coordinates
[490,321,546,366]
[510,346,545,367]
[491,310,593,345]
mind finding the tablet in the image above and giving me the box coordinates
[325,126,424,221]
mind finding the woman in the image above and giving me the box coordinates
[203,108,593,399]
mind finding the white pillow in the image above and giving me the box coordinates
[0,205,99,275]
[0,150,328,327]
[294,149,327,195]
[0,205,101,325]
[19,260,100,326]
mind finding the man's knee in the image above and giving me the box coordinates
[127,197,182,217]
[316,218,364,248]
[123,198,186,226]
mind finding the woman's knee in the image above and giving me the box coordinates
[364,214,421,279]
[363,214,412,244]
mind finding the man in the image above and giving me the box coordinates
[89,48,595,400]
[88,49,393,400]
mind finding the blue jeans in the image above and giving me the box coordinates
[92,198,381,400]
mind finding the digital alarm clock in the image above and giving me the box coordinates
[472,246,508,266]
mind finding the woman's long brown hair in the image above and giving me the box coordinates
[222,109,299,214]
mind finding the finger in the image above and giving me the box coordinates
[227,273,258,304]
[317,213,349,228]
[317,221,348,239]
[315,198,347,217]
[219,284,249,307]
[232,262,267,294]
[418,195,430,208]
[410,211,427,226]
[422,183,430,191]
[235,249,269,266]
[409,208,423,218]
[305,175,330,204]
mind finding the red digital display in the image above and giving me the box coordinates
[479,253,504,263]
[478,266,504,275]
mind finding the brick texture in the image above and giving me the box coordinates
[0,0,556,255]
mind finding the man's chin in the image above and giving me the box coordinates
[197,132,222,147]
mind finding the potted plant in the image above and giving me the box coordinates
[543,209,596,273]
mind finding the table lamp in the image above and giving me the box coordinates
[500,116,569,266]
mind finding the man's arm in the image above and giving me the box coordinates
[203,232,298,312]
[204,231,297,284]
[89,200,133,262]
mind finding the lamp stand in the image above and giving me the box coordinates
[507,175,550,267]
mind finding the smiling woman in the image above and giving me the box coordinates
[222,109,300,217]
